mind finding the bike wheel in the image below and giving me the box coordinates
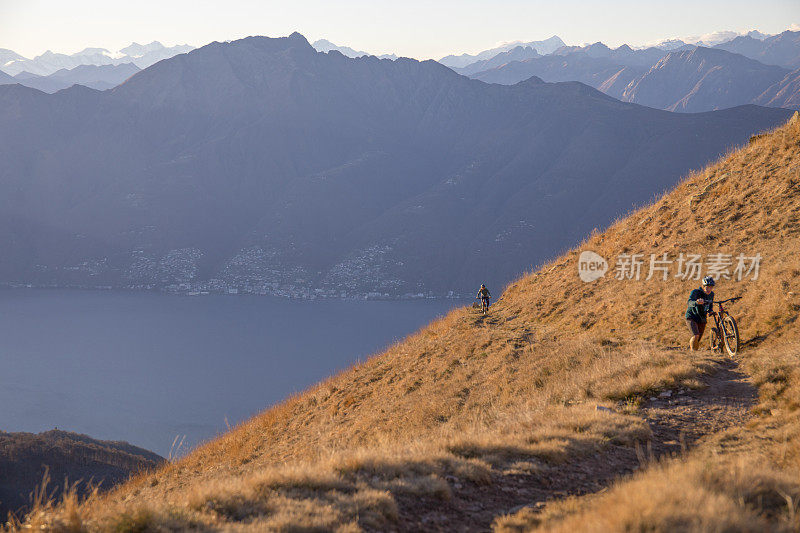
[710,326,722,352]
[722,315,740,357]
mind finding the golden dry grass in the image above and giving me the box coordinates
[8,113,800,531]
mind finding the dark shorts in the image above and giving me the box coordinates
[481,297,490,306]
[686,318,706,337]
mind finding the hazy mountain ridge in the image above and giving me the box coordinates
[311,39,398,60]
[451,45,540,76]
[0,63,141,93]
[441,27,783,74]
[553,42,667,67]
[468,40,800,112]
[647,28,770,50]
[472,53,646,99]
[620,47,791,112]
[0,41,193,76]
[438,35,565,68]
[714,30,800,68]
[0,33,791,298]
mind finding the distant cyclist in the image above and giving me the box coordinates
[686,276,716,351]
[477,284,491,313]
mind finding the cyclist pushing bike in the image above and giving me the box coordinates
[686,276,716,351]
[476,284,491,314]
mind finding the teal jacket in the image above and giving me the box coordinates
[686,287,714,323]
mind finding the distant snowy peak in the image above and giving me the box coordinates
[438,36,565,68]
[311,39,397,60]
[0,42,194,76]
[120,41,167,57]
[746,30,770,40]
[647,29,773,50]
[0,48,26,67]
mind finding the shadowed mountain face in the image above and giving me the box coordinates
[0,430,163,519]
[620,47,790,112]
[0,33,792,298]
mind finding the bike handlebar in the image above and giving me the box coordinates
[714,297,742,305]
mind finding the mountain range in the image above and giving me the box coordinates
[0,63,141,93]
[0,33,790,298]
[647,28,770,50]
[714,30,800,68]
[0,41,193,76]
[465,33,800,112]
[438,35,566,68]
[311,39,398,60]
[440,28,780,72]
[620,47,792,112]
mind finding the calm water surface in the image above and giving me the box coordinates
[0,289,463,456]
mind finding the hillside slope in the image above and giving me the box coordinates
[13,115,800,531]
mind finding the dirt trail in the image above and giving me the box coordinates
[386,359,757,532]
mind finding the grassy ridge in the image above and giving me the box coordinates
[9,114,800,531]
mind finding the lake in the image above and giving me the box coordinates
[0,289,464,457]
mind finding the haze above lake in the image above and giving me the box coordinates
[0,289,462,456]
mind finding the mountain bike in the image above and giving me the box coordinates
[475,297,490,315]
[709,297,741,357]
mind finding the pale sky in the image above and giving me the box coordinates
[2,0,799,60]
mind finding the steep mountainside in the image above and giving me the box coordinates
[18,113,800,533]
[0,430,163,520]
[0,33,791,298]
[620,47,790,112]
[755,67,800,109]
